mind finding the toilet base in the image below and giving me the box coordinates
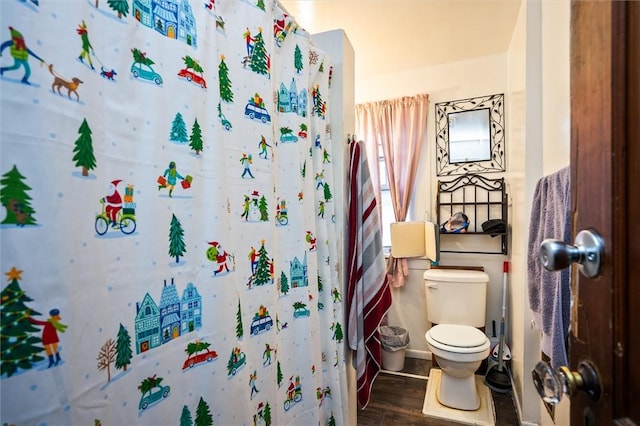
[437,368,480,411]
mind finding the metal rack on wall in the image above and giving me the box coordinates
[436,174,508,255]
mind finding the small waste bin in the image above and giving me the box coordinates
[380,326,410,372]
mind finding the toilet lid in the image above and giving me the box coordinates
[428,324,488,348]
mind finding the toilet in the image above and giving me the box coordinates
[424,268,491,411]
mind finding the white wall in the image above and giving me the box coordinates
[507,1,536,424]
[521,1,571,424]
[500,0,571,424]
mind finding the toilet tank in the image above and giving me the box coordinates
[424,269,489,327]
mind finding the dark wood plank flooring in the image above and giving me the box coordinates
[357,358,520,425]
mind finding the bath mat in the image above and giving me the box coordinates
[422,369,496,425]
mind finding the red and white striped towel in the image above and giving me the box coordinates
[347,140,393,409]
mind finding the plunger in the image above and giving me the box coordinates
[485,261,512,393]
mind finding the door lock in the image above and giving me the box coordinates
[539,229,604,278]
[532,360,601,404]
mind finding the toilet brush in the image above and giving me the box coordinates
[485,261,512,393]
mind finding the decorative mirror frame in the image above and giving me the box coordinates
[435,93,505,176]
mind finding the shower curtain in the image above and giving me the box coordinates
[0,0,347,424]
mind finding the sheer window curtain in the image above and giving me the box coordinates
[355,94,429,287]
[353,103,383,221]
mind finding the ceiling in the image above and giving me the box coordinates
[279,0,523,83]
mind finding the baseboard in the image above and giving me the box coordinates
[507,368,537,426]
[380,369,429,380]
[406,349,432,360]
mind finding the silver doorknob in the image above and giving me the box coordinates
[539,229,604,278]
[532,360,601,404]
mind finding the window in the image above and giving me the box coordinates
[378,142,394,249]
[356,94,429,263]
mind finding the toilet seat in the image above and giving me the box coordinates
[426,324,490,354]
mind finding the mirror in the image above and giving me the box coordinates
[448,109,491,162]
[435,93,505,176]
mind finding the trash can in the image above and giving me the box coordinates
[380,326,410,372]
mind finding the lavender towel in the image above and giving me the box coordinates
[527,166,571,369]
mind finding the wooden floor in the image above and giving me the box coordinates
[357,358,520,426]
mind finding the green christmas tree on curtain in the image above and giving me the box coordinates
[236,297,244,339]
[180,405,193,426]
[107,0,129,19]
[131,47,154,65]
[0,267,44,377]
[72,118,97,177]
[219,55,234,103]
[115,323,132,371]
[293,301,307,313]
[254,241,271,286]
[186,340,211,357]
[294,44,303,74]
[250,30,269,77]
[313,86,325,117]
[256,0,265,11]
[182,56,204,73]
[323,183,333,202]
[0,165,37,226]
[194,396,213,426]
[280,126,293,135]
[258,195,269,221]
[189,118,203,155]
[168,213,186,263]
[277,360,283,387]
[328,413,336,426]
[317,273,323,293]
[170,112,188,143]
[331,322,344,343]
[279,271,289,295]
[138,374,163,395]
[263,402,272,426]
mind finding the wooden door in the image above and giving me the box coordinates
[570,0,639,424]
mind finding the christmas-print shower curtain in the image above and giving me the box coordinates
[0,0,347,424]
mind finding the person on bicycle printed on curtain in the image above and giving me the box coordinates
[101,179,122,227]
